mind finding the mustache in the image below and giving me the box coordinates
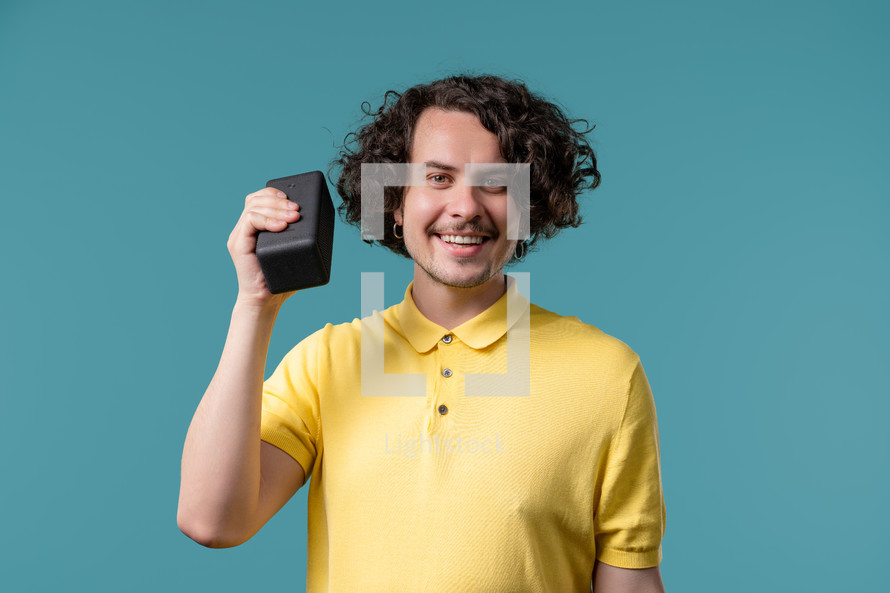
[427,222,498,237]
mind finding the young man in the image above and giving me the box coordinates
[178,75,666,592]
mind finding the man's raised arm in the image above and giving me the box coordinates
[176,187,306,548]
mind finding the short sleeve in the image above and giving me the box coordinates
[594,357,666,568]
[260,331,322,484]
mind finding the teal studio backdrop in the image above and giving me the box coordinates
[1,0,887,591]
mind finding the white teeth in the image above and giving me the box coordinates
[440,234,484,245]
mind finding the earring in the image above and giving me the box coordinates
[393,222,403,239]
[512,240,526,261]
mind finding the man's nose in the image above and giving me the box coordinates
[446,183,485,220]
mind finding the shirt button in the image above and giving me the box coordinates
[442,368,453,378]
[442,335,453,344]
[438,404,449,415]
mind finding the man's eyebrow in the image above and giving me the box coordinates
[422,160,459,172]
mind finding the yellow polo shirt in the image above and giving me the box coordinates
[261,277,665,592]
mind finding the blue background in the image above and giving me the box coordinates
[1,0,887,591]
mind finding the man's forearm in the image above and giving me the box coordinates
[177,300,281,547]
[592,561,666,593]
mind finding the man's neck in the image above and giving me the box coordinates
[410,268,507,330]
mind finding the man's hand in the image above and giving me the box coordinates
[592,561,665,593]
[227,187,301,309]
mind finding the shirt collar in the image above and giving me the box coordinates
[392,275,530,353]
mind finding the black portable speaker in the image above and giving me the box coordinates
[256,171,335,293]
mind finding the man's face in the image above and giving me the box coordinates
[395,108,517,289]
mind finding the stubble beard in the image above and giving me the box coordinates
[418,255,500,289]
[406,233,515,290]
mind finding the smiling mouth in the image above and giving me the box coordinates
[437,234,488,246]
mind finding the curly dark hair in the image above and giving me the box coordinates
[329,74,601,261]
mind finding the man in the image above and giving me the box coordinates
[178,74,666,592]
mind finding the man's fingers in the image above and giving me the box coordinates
[227,209,294,252]
[246,210,295,232]
[247,206,301,228]
[245,187,285,201]
[228,190,302,253]
[245,189,300,210]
